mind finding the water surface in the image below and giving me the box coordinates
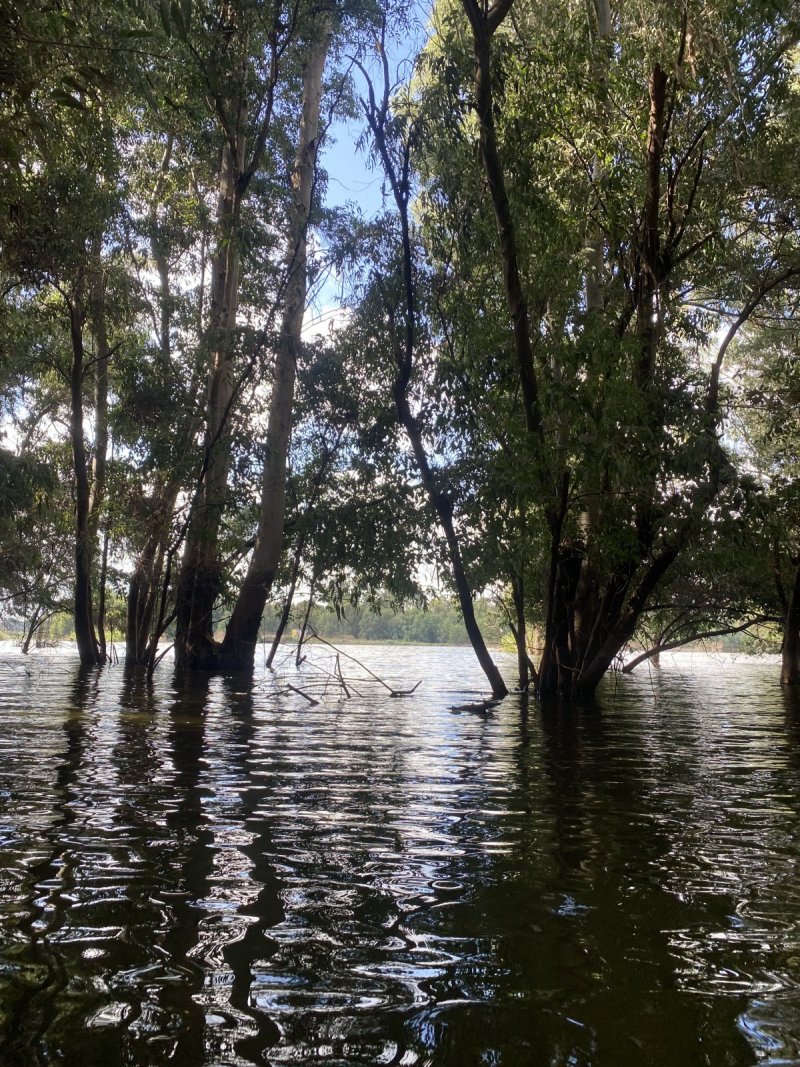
[1,644,799,1065]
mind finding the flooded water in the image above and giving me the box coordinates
[1,644,800,1066]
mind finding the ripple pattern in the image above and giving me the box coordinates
[0,647,799,1065]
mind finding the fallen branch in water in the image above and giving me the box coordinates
[303,627,421,698]
[335,654,351,698]
[284,683,320,706]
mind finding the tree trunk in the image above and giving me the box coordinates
[536,62,671,702]
[68,297,103,666]
[361,36,508,700]
[20,604,47,655]
[174,131,245,669]
[462,0,542,440]
[89,246,110,659]
[396,393,508,698]
[511,573,530,691]
[125,482,179,664]
[295,584,315,667]
[221,20,332,671]
[124,140,185,666]
[781,563,800,686]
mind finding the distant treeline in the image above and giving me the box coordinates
[262,599,509,647]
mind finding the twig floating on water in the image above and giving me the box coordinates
[285,683,320,706]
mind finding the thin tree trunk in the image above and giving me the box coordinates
[89,247,110,659]
[295,585,315,667]
[396,392,508,697]
[68,297,102,666]
[266,545,303,668]
[266,588,295,668]
[222,20,333,671]
[461,0,542,441]
[21,604,44,655]
[511,573,530,691]
[88,244,109,540]
[126,480,181,664]
[358,36,508,699]
[97,525,110,661]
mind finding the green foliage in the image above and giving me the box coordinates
[0,0,797,681]
[268,596,508,645]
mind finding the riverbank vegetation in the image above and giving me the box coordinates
[1,0,798,697]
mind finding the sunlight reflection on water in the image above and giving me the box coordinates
[0,644,798,1065]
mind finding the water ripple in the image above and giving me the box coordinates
[0,646,798,1064]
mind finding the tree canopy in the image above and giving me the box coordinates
[1,0,798,697]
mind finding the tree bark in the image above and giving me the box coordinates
[221,19,333,670]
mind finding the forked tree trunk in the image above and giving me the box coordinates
[221,20,332,671]
[537,63,669,701]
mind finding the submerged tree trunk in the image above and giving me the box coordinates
[20,604,52,656]
[398,393,509,697]
[125,135,200,666]
[510,573,533,691]
[536,62,670,701]
[171,8,296,672]
[126,476,181,664]
[782,563,800,686]
[222,20,332,671]
[89,245,110,660]
[174,131,245,669]
[68,296,103,666]
[357,32,508,699]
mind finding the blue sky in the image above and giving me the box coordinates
[308,3,433,323]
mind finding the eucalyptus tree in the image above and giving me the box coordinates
[218,9,336,670]
[348,30,510,697]
[0,1,137,664]
[415,0,800,698]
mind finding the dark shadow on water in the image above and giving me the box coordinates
[2,665,100,1066]
[2,653,799,1065]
